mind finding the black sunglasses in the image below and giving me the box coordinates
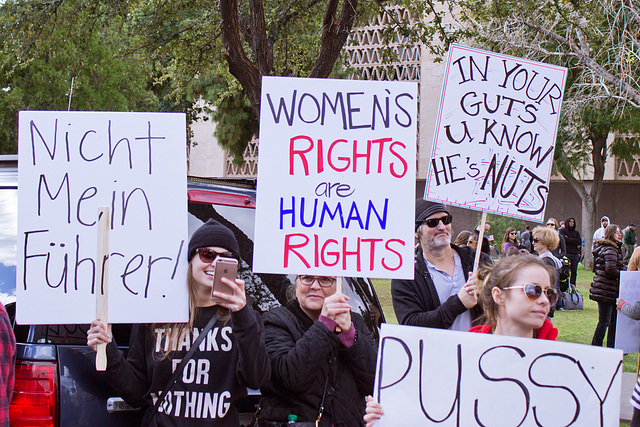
[503,283,558,305]
[418,214,453,228]
[196,248,239,264]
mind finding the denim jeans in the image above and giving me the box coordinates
[591,302,617,348]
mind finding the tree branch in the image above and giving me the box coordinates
[220,0,263,118]
[308,0,358,77]
[522,20,640,105]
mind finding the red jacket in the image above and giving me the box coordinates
[468,318,558,340]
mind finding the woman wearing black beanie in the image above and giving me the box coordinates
[87,219,270,426]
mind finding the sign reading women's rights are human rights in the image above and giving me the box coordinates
[424,45,568,222]
[253,77,417,279]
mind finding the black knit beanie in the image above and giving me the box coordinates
[188,219,240,261]
[415,199,450,223]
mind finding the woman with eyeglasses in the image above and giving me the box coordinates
[590,223,624,348]
[501,227,519,257]
[363,254,558,426]
[531,225,564,312]
[86,219,270,426]
[258,274,377,426]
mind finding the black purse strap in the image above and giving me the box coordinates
[144,312,220,427]
[315,376,329,425]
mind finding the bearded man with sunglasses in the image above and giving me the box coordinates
[391,200,490,331]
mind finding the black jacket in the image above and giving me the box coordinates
[589,239,623,304]
[103,305,271,426]
[391,245,488,329]
[559,217,582,255]
[259,301,377,426]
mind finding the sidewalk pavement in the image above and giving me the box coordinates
[621,372,636,422]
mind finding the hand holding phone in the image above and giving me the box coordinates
[211,257,238,304]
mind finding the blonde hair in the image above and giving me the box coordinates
[475,255,557,328]
[154,262,230,360]
[532,226,559,251]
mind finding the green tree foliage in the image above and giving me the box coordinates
[0,0,158,154]
[2,0,381,163]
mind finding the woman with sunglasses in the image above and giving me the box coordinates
[501,227,519,257]
[469,254,559,339]
[258,275,377,426]
[590,223,624,348]
[87,219,270,426]
[363,255,558,426]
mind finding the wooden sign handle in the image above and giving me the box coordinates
[473,212,487,273]
[336,276,343,333]
[96,207,110,371]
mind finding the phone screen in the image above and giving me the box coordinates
[211,257,238,303]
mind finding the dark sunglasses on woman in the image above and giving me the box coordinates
[503,283,558,305]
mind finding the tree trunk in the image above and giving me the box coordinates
[559,130,609,270]
[220,0,359,121]
[581,194,595,270]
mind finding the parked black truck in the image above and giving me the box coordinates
[0,155,384,426]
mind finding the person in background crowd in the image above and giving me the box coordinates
[623,223,637,263]
[365,255,558,426]
[468,230,491,257]
[0,303,15,427]
[453,230,473,247]
[501,227,519,257]
[87,219,271,426]
[559,217,582,288]
[590,224,624,348]
[391,200,491,331]
[479,220,495,254]
[506,246,522,257]
[532,226,564,312]
[593,216,610,241]
[258,275,377,426]
[616,294,640,426]
[520,225,532,253]
[546,218,566,258]
[629,247,640,272]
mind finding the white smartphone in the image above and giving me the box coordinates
[211,257,238,303]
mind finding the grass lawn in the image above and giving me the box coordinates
[372,265,639,373]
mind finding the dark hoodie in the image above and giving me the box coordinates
[559,217,582,255]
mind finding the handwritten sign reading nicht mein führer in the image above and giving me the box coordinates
[17,111,189,325]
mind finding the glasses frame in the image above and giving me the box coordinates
[419,214,453,229]
[196,248,239,264]
[297,275,336,288]
[503,283,558,305]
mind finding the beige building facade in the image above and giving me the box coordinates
[187,7,640,236]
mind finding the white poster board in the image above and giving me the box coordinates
[254,76,417,279]
[615,271,640,353]
[424,44,568,222]
[17,111,189,324]
[374,324,622,426]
